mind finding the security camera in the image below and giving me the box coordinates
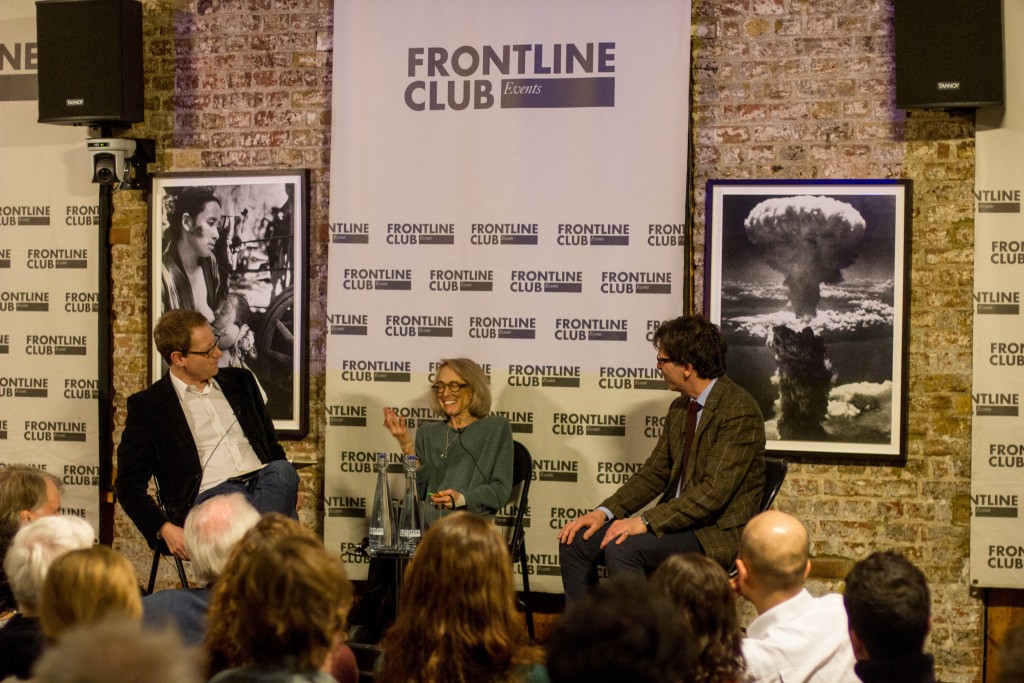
[87,138,137,185]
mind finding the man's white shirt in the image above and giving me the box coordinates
[742,589,859,683]
[169,373,263,492]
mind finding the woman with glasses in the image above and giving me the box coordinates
[350,359,513,645]
[383,357,512,517]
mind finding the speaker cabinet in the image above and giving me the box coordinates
[895,0,1004,109]
[36,0,144,125]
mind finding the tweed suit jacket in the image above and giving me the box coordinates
[115,367,286,548]
[601,374,766,566]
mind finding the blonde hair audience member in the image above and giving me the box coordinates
[377,512,545,683]
[38,545,142,640]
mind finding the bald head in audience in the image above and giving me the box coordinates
[734,509,811,614]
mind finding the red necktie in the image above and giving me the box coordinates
[666,400,701,500]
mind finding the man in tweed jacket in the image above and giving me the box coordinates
[558,314,765,599]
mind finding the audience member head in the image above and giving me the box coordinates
[651,553,745,683]
[38,545,142,640]
[183,493,260,584]
[735,510,811,613]
[0,465,62,545]
[379,511,541,683]
[153,308,209,364]
[3,515,93,614]
[999,622,1024,683]
[652,314,727,379]
[33,618,203,683]
[430,357,492,418]
[843,551,930,661]
[547,574,696,683]
[205,514,352,674]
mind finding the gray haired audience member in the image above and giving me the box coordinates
[0,516,94,680]
[546,575,696,683]
[0,465,63,615]
[843,551,936,683]
[143,493,261,645]
[33,618,204,683]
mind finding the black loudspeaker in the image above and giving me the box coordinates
[36,0,144,125]
[894,0,1004,109]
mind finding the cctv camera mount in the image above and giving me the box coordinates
[86,137,154,190]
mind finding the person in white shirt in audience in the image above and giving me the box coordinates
[734,510,859,683]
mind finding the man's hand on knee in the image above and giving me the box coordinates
[599,516,646,550]
[159,522,189,560]
[557,509,607,545]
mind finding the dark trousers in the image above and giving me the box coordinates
[559,524,702,601]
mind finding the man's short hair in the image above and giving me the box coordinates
[184,493,260,584]
[154,309,209,364]
[547,575,696,683]
[0,465,63,542]
[33,618,203,683]
[652,314,727,379]
[844,551,930,660]
[3,515,94,612]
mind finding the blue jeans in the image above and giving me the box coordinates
[194,460,299,519]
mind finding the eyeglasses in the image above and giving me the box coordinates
[431,381,468,394]
[183,334,221,358]
[656,356,674,367]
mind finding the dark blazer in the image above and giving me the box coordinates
[115,367,286,547]
[601,375,766,567]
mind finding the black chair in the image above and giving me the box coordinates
[760,456,789,512]
[348,642,384,683]
[144,482,190,594]
[728,456,789,576]
[509,440,535,641]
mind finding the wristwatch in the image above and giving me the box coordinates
[640,514,653,533]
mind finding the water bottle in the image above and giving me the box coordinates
[397,454,424,552]
[367,452,395,554]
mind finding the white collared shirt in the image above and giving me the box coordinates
[742,589,859,683]
[169,373,263,493]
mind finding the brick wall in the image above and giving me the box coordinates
[691,1,978,679]
[109,0,980,679]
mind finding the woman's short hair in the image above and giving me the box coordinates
[650,553,745,683]
[429,358,491,418]
[379,512,541,683]
[154,308,209,364]
[3,516,94,612]
[206,528,352,672]
[39,545,142,639]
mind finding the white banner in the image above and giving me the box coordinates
[971,0,1024,587]
[0,2,101,533]
[326,0,691,590]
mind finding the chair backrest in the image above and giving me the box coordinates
[507,441,533,560]
[760,457,788,512]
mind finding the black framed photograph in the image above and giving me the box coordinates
[704,179,911,461]
[148,170,309,438]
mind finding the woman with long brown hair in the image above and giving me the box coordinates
[650,553,747,683]
[377,512,545,683]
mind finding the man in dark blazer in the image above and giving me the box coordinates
[558,314,765,599]
[116,308,298,559]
